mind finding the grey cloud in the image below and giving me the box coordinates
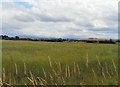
[34,13,72,22]
[14,15,35,22]
[90,28,118,34]
[2,22,21,30]
[75,21,93,29]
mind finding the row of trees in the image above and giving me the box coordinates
[0,35,20,40]
[1,35,119,44]
[0,35,79,42]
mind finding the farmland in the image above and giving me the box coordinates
[2,40,118,85]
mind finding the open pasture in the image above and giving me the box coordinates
[2,40,118,85]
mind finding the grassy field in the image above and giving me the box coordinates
[2,40,118,85]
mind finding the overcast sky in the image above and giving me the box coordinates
[0,0,119,39]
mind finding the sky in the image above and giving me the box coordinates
[0,0,119,39]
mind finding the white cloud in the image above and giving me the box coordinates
[92,20,108,28]
[1,0,119,39]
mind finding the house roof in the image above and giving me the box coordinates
[80,38,110,41]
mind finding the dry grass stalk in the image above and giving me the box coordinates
[68,65,70,78]
[36,77,44,85]
[112,59,117,76]
[62,76,65,85]
[76,64,80,75]
[39,80,44,85]
[34,79,38,85]
[0,78,3,86]
[102,67,106,79]
[24,63,27,76]
[55,82,58,87]
[52,69,58,78]
[42,67,46,78]
[96,55,101,66]
[2,82,11,86]
[55,61,60,76]
[65,65,70,78]
[40,77,48,86]
[74,62,80,79]
[14,63,18,77]
[29,71,34,81]
[28,75,38,85]
[92,68,96,78]
[48,56,52,68]
[40,77,48,85]
[29,71,38,86]
[2,67,6,82]
[86,53,89,68]
[49,72,55,85]
[27,77,35,86]
[49,72,53,81]
[105,62,111,78]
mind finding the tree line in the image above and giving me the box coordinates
[0,35,119,44]
[0,35,79,42]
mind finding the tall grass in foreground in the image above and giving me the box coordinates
[2,56,118,86]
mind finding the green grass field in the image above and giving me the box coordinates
[2,40,118,85]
